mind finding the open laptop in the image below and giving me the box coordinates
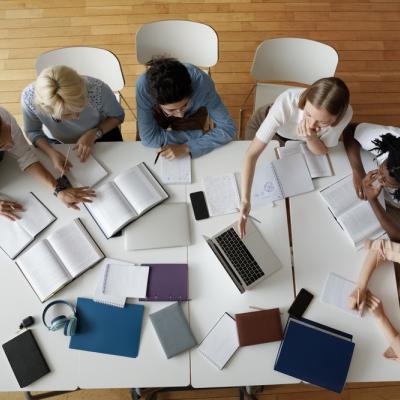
[204,218,282,293]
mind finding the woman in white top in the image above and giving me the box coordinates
[344,123,400,242]
[239,77,352,237]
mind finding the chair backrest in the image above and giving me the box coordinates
[136,20,218,68]
[250,38,338,110]
[36,47,125,92]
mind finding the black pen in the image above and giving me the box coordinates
[154,140,166,165]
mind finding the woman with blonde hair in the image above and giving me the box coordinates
[238,77,352,237]
[21,65,125,173]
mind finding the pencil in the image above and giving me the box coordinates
[61,145,71,177]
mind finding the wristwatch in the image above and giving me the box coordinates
[53,176,71,197]
[95,127,104,140]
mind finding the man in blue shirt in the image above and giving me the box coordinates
[136,57,236,159]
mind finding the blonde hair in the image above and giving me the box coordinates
[34,65,87,119]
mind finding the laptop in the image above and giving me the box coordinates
[204,218,282,293]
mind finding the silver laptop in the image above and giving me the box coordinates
[204,218,282,293]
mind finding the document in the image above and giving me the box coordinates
[159,155,191,184]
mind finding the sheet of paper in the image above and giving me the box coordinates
[203,174,240,217]
[160,155,191,184]
[103,264,149,298]
[321,272,360,317]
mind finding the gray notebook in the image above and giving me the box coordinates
[150,302,197,359]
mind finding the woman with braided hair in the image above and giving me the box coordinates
[344,123,400,242]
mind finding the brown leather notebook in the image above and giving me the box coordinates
[235,308,283,346]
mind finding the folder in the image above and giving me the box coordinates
[274,317,355,393]
[69,298,144,358]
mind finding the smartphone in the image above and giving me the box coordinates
[190,191,210,220]
[288,288,314,318]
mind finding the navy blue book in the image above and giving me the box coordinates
[274,317,355,393]
[69,298,144,358]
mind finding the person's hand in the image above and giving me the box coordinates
[362,170,382,202]
[238,201,251,238]
[353,170,366,200]
[57,187,96,210]
[0,198,23,221]
[366,291,385,320]
[347,286,367,314]
[73,130,97,162]
[49,150,72,175]
[297,118,319,139]
[158,144,190,160]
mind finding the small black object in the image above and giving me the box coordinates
[19,316,34,330]
[190,191,210,220]
[53,175,72,197]
[288,288,314,318]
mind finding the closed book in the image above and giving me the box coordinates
[274,317,355,393]
[2,330,50,387]
[235,308,283,346]
[150,302,197,359]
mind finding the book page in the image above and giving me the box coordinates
[16,240,69,302]
[85,181,136,238]
[103,264,149,298]
[48,219,103,278]
[277,141,302,158]
[160,155,191,184]
[203,174,240,217]
[198,313,240,370]
[321,273,360,317]
[300,144,332,178]
[320,175,359,217]
[0,217,32,259]
[114,164,167,215]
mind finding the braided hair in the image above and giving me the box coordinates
[371,133,400,201]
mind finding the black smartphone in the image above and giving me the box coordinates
[288,288,314,318]
[190,191,210,220]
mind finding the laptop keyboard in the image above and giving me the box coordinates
[215,228,265,286]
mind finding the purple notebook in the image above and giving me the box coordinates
[140,263,188,301]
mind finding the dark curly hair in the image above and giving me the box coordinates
[371,133,400,201]
[145,57,193,105]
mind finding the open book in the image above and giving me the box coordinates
[85,162,169,238]
[277,141,333,178]
[15,218,104,302]
[320,174,385,249]
[0,193,56,259]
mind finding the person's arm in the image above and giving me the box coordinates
[238,138,267,238]
[343,123,367,200]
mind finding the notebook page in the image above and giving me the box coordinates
[48,219,103,278]
[16,240,69,302]
[160,155,191,184]
[103,264,149,298]
[114,164,165,215]
[321,273,360,317]
[203,173,240,217]
[0,216,32,259]
[198,313,240,370]
[85,181,136,238]
[300,144,332,178]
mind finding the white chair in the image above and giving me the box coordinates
[36,46,136,119]
[239,38,338,138]
[136,20,218,74]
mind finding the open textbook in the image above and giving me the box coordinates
[0,192,56,259]
[15,218,104,302]
[203,153,314,216]
[277,141,333,178]
[320,174,385,249]
[85,162,169,238]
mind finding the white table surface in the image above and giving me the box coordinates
[187,141,297,387]
[290,144,400,382]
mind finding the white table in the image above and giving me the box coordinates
[290,143,400,382]
[187,141,297,388]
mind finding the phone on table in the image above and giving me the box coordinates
[190,191,210,221]
[288,288,314,318]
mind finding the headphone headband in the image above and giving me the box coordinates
[42,300,76,329]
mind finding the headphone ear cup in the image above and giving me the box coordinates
[50,315,67,331]
[64,316,77,336]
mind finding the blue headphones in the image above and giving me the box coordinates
[42,300,77,336]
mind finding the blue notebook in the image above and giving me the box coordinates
[274,317,355,393]
[69,298,144,358]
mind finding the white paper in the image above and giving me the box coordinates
[160,155,191,184]
[198,313,240,370]
[103,264,149,298]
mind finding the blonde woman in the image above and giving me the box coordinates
[238,77,352,237]
[21,65,125,173]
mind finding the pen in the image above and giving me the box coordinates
[357,288,359,310]
[61,144,71,177]
[154,140,166,165]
